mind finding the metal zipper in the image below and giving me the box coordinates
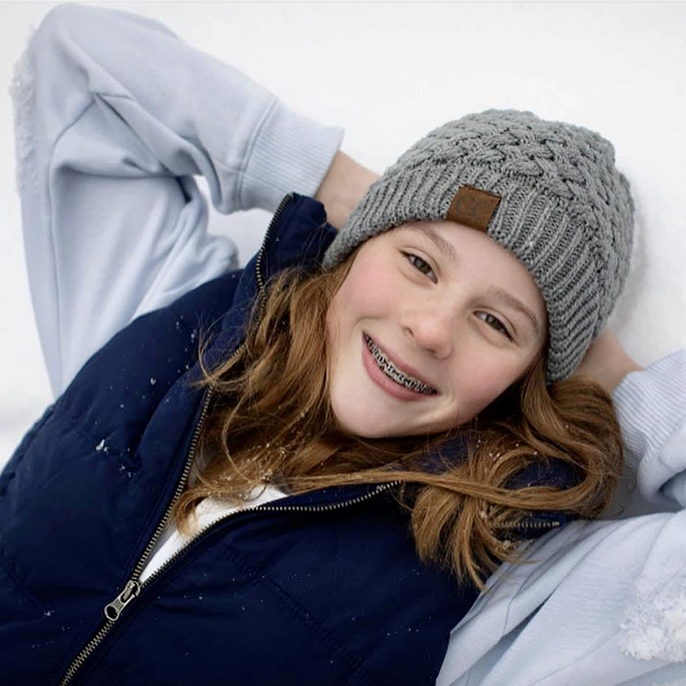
[59,193,296,686]
[134,487,559,600]
[497,516,563,531]
[59,477,399,685]
[522,518,562,530]
[135,480,400,591]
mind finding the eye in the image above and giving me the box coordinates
[477,312,513,341]
[404,252,437,282]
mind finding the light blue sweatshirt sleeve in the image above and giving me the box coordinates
[612,349,686,508]
[438,350,686,686]
[11,3,344,398]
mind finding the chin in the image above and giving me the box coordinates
[333,413,394,439]
[330,400,397,439]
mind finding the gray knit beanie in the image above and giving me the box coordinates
[323,109,635,383]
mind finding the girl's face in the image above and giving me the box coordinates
[325,221,548,438]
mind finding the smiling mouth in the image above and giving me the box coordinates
[364,334,437,395]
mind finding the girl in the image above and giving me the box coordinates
[5,5,682,686]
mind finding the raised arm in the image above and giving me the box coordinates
[314,150,380,230]
[574,328,644,394]
[13,3,345,397]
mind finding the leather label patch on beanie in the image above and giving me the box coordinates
[446,185,501,232]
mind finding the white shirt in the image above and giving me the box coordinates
[140,485,286,584]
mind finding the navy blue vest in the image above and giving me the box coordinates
[0,194,566,686]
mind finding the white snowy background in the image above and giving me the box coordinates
[1,2,685,470]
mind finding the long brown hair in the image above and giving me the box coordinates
[174,252,623,588]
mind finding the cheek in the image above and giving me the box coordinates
[325,284,352,350]
[325,293,345,373]
[452,357,524,418]
[324,271,369,372]
[329,259,396,324]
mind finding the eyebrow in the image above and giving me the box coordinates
[400,223,461,265]
[487,286,542,337]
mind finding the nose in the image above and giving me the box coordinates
[401,305,454,359]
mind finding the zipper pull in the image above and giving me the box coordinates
[104,580,141,622]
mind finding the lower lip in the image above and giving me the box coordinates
[361,334,431,402]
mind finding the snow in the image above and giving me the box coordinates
[621,577,686,662]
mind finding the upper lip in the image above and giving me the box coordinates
[365,333,438,393]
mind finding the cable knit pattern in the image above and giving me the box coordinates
[324,110,635,382]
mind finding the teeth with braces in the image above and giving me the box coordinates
[364,334,436,395]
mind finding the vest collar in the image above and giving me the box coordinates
[203,193,337,369]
